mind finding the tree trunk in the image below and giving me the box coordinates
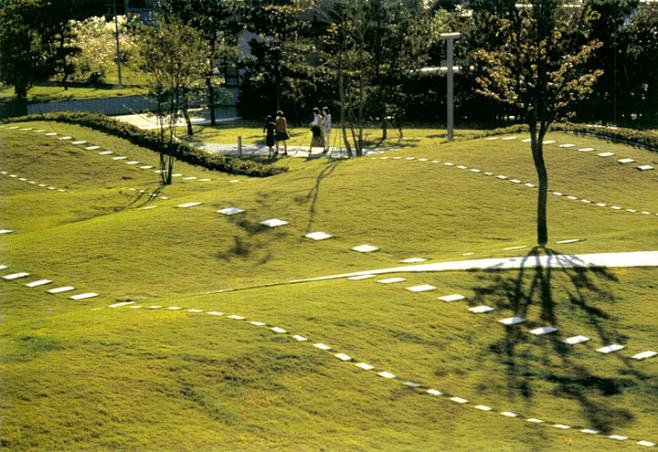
[381,117,387,141]
[181,92,193,136]
[338,59,352,158]
[206,77,216,126]
[14,82,28,116]
[530,131,548,246]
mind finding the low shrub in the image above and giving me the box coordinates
[5,112,287,178]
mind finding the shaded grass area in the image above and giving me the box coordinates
[1,122,657,450]
[0,85,147,104]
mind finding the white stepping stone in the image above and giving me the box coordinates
[407,284,436,292]
[69,293,99,300]
[130,306,142,309]
[426,389,443,396]
[38,184,46,187]
[439,294,465,302]
[471,169,481,173]
[0,229,14,234]
[499,317,525,325]
[171,173,182,177]
[250,321,266,326]
[502,136,517,140]
[496,175,508,180]
[485,136,499,140]
[578,148,594,152]
[522,139,531,142]
[582,200,592,203]
[552,192,563,196]
[542,140,555,144]
[313,343,331,350]
[47,286,75,294]
[125,161,140,165]
[406,157,415,160]
[483,172,493,176]
[25,279,52,287]
[618,158,635,164]
[475,405,492,411]
[59,136,72,140]
[217,207,246,216]
[45,132,58,136]
[227,315,245,320]
[378,277,406,284]
[2,272,29,280]
[0,265,6,270]
[504,245,527,250]
[627,209,636,212]
[108,301,135,308]
[198,179,212,182]
[378,371,395,379]
[609,435,627,441]
[500,412,518,417]
[142,206,157,210]
[305,231,332,240]
[510,179,522,184]
[553,424,571,429]
[404,381,421,387]
[188,309,203,313]
[418,158,428,162]
[566,196,578,200]
[530,326,558,335]
[610,205,621,209]
[293,335,307,341]
[356,363,374,370]
[581,429,599,434]
[637,441,655,447]
[183,176,198,180]
[18,177,26,181]
[352,244,379,253]
[527,418,544,423]
[525,183,535,188]
[563,335,590,345]
[148,306,162,309]
[140,165,154,169]
[260,219,288,228]
[457,165,468,170]
[86,146,101,150]
[112,156,127,160]
[271,327,287,333]
[597,152,614,157]
[207,311,223,316]
[401,257,427,263]
[167,307,182,310]
[559,144,575,148]
[98,151,113,155]
[556,239,581,244]
[335,353,352,361]
[469,305,495,313]
[632,351,657,360]
[348,275,376,280]
[596,203,607,207]
[597,344,624,354]
[637,165,654,171]
[72,141,86,145]
[177,202,202,208]
[462,252,475,256]
[444,162,454,166]
[451,397,468,404]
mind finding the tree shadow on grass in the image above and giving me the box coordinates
[471,246,649,433]
[292,160,342,234]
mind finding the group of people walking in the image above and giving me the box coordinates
[263,107,332,157]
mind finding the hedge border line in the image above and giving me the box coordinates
[2,112,287,178]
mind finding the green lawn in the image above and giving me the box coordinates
[1,122,657,451]
[0,85,147,104]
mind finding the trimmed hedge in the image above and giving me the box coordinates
[4,112,287,178]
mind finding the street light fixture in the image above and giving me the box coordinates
[439,32,461,142]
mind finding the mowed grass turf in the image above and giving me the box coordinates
[1,122,657,451]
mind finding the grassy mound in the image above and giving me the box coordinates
[1,123,657,450]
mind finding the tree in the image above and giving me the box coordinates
[472,0,602,245]
[136,15,210,185]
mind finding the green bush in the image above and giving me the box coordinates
[4,112,287,178]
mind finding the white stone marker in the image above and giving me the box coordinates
[597,152,614,157]
[407,284,436,292]
[457,165,468,169]
[167,307,182,310]
[556,239,581,244]
[483,172,494,176]
[597,344,624,354]
[406,157,415,160]
[260,219,288,228]
[217,207,246,216]
[553,424,571,429]
[108,301,135,308]
[502,136,517,140]
[177,202,202,208]
[183,176,198,180]
[527,418,544,423]
[444,162,454,166]
[567,196,578,200]
[610,205,621,210]
[617,158,635,164]
[378,371,395,379]
[148,306,162,309]
[98,151,113,155]
[378,277,406,284]
[250,321,266,326]
[188,309,203,313]
[596,203,607,207]
[485,136,499,140]
[305,231,332,240]
[313,343,331,350]
[581,429,599,434]
[0,229,14,234]
[112,156,127,160]
[510,179,522,184]
[125,161,140,165]
[471,169,481,173]
[499,317,525,325]
[227,315,245,320]
[451,397,468,404]
[140,165,154,169]
[504,245,527,250]
[475,405,492,411]
[0,265,6,270]
[47,286,75,294]
[356,362,374,370]
[609,435,627,441]
[72,141,87,145]
[418,158,429,162]
[26,279,52,287]
[401,257,427,263]
[69,293,99,300]
[522,138,531,142]
[637,165,654,171]
[45,132,58,136]
[348,275,376,280]
[637,441,655,447]
[469,305,495,313]
[578,148,594,152]
[529,326,558,335]
[207,311,223,316]
[563,335,590,345]
[439,294,465,302]
[496,175,508,180]
[427,389,443,396]
[59,136,72,140]
[198,179,212,182]
[543,140,556,144]
[559,144,575,148]
[404,381,421,387]
[632,351,657,360]
[293,335,307,341]
[271,327,287,333]
[86,146,101,150]
[335,353,351,361]
[352,244,379,253]
[553,192,563,196]
[2,272,29,280]
[500,412,518,417]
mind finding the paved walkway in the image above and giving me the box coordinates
[191,141,395,159]
[291,251,658,283]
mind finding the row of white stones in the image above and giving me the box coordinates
[484,135,656,172]
[374,155,658,218]
[0,168,67,193]
[0,264,99,300]
[1,124,214,182]
[350,276,657,362]
[108,300,657,448]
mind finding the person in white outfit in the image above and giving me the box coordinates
[321,106,332,153]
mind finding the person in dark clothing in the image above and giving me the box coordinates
[263,115,277,157]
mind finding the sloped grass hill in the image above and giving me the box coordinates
[1,123,657,451]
